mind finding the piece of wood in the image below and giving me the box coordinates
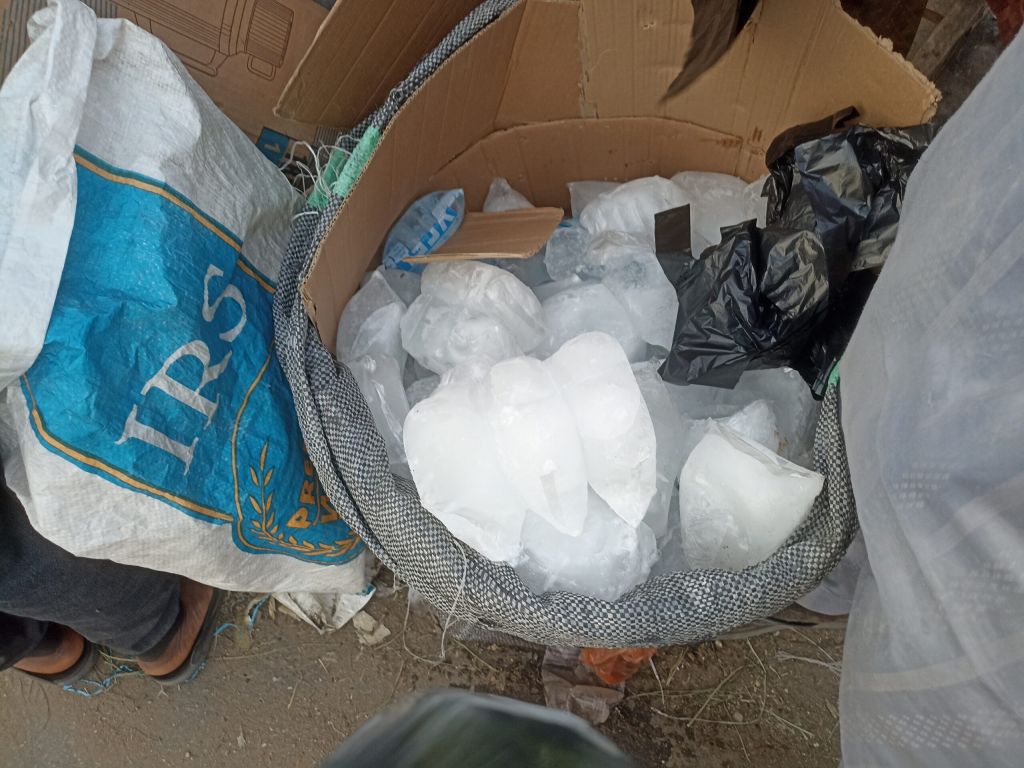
[404,208,563,264]
[909,0,988,76]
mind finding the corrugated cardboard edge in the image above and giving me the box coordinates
[274,0,342,121]
[297,3,528,335]
[405,208,563,263]
[275,0,490,128]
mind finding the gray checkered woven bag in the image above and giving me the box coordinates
[273,0,859,647]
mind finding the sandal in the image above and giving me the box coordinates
[138,579,224,685]
[15,624,100,686]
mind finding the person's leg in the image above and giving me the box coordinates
[0,461,220,681]
[0,612,49,670]
[0,469,182,658]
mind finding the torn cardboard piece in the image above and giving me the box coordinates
[404,208,563,264]
[294,0,939,353]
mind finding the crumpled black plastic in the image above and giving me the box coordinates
[658,119,933,396]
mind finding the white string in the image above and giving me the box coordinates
[439,541,470,660]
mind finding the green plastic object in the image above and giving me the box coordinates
[308,127,382,210]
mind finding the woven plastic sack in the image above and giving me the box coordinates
[0,0,369,595]
[274,0,859,647]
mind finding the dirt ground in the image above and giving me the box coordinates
[0,587,845,768]
[0,15,1001,768]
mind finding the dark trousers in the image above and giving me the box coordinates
[0,462,181,669]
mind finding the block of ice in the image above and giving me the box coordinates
[406,374,440,408]
[490,251,550,288]
[533,274,583,303]
[664,380,741,421]
[381,267,422,307]
[404,357,435,388]
[537,282,647,362]
[730,368,818,465]
[420,261,545,352]
[350,302,406,365]
[672,171,768,256]
[666,368,818,465]
[404,377,527,564]
[722,399,781,453]
[516,491,657,601]
[440,358,493,389]
[633,362,687,539]
[543,224,592,281]
[547,333,657,527]
[595,233,679,350]
[483,177,533,212]
[401,294,523,374]
[349,354,411,467]
[678,423,824,571]
[568,180,621,219]
[485,357,589,536]
[582,231,650,278]
[336,270,406,363]
[745,177,769,227]
[578,176,688,242]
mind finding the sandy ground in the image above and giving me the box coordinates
[0,588,846,768]
[0,15,1001,768]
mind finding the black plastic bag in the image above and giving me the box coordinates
[659,118,933,395]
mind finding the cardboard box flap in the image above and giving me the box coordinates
[579,0,939,162]
[275,0,484,129]
[405,208,563,264]
[299,4,526,343]
[301,0,939,351]
[431,118,745,211]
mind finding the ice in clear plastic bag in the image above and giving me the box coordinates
[348,355,410,467]
[568,180,621,219]
[401,261,545,374]
[404,371,527,563]
[547,333,657,527]
[678,423,823,571]
[671,171,767,256]
[578,176,688,242]
[483,177,533,212]
[517,491,657,601]
[336,270,406,364]
[536,282,646,362]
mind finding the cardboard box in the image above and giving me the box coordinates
[279,0,940,352]
[0,0,334,162]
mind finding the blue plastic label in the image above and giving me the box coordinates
[255,127,290,165]
[22,149,363,565]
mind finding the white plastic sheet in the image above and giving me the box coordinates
[840,31,1024,766]
[0,0,89,390]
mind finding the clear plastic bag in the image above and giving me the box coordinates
[840,32,1024,767]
